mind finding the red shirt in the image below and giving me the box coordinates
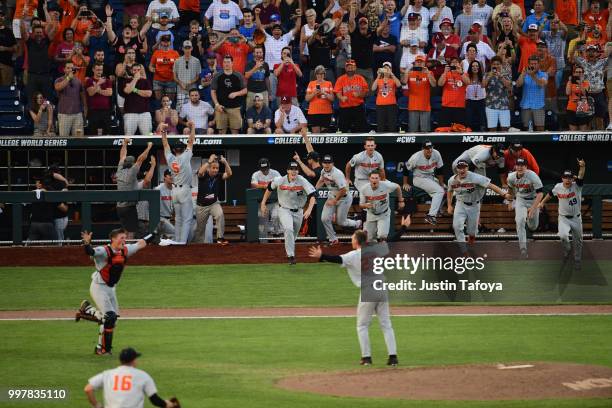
[218,42,250,74]
[85,77,113,110]
[441,72,466,108]
[518,36,538,72]
[274,63,297,97]
[503,148,540,175]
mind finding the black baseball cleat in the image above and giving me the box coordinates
[424,215,437,225]
[288,256,296,265]
[360,356,372,366]
[387,355,399,367]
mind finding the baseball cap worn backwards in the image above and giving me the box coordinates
[456,159,469,168]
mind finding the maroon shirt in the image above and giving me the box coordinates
[85,77,113,110]
[54,77,84,114]
[119,77,151,114]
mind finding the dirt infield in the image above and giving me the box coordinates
[1,241,611,267]
[277,362,612,400]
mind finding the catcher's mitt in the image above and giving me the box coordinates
[169,397,181,408]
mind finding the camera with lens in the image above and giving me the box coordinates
[412,66,422,72]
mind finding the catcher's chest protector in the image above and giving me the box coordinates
[100,246,128,287]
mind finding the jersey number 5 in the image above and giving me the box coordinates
[113,375,133,391]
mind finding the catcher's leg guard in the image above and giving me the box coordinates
[97,311,117,353]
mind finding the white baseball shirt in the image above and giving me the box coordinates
[552,181,583,217]
[319,166,348,200]
[270,175,316,209]
[88,365,157,408]
[349,150,385,182]
[507,170,543,201]
[406,149,444,179]
[164,149,193,187]
[447,171,491,203]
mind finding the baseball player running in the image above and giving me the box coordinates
[85,347,178,408]
[538,159,586,269]
[160,121,196,244]
[308,216,413,366]
[452,144,505,177]
[251,158,282,239]
[447,160,511,249]
[261,161,316,265]
[345,136,385,191]
[316,154,362,245]
[359,169,404,242]
[506,158,544,258]
[76,229,154,355]
[403,140,445,225]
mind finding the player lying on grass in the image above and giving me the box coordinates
[308,215,413,367]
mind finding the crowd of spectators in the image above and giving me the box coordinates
[1,0,610,135]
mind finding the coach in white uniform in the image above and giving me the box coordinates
[85,347,177,408]
[359,169,404,242]
[251,158,282,239]
[404,140,445,225]
[345,136,386,191]
[316,154,362,245]
[447,160,510,250]
[506,158,543,258]
[261,161,316,265]
[539,159,586,268]
[161,121,196,244]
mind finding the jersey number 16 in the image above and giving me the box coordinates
[113,375,133,391]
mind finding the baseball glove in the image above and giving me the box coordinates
[169,397,181,408]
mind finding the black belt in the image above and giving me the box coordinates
[461,201,480,206]
[281,206,299,212]
[372,208,389,216]
[161,216,171,220]
[563,214,580,219]
[173,184,190,188]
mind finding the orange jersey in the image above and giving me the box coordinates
[71,54,90,85]
[306,80,334,114]
[73,18,93,44]
[374,79,397,106]
[566,80,589,111]
[518,36,538,72]
[441,72,466,108]
[217,42,250,74]
[555,0,578,25]
[151,49,180,82]
[503,148,540,175]
[333,74,368,108]
[179,0,200,12]
[404,71,431,111]
[15,0,39,18]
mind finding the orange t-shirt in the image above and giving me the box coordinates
[333,74,368,108]
[514,0,526,19]
[306,80,334,115]
[441,72,466,108]
[15,0,39,18]
[179,0,200,12]
[49,1,77,58]
[151,49,180,82]
[518,36,538,72]
[567,80,589,111]
[71,54,90,85]
[218,42,250,74]
[374,79,397,106]
[583,9,609,32]
[73,18,93,44]
[555,0,578,26]
[405,71,431,112]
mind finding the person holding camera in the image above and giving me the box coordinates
[71,4,95,43]
[307,21,336,82]
[29,93,56,137]
[54,61,87,137]
[273,46,302,107]
[483,56,512,131]
[305,65,334,133]
[517,55,547,131]
[575,43,610,130]
[212,28,252,74]
[372,62,401,132]
[437,57,469,127]
[403,55,436,132]
[565,66,591,131]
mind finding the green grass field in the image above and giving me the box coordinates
[1,264,612,407]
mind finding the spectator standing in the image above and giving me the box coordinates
[155,95,179,134]
[400,13,427,58]
[428,32,459,67]
[582,0,608,32]
[517,23,540,72]
[195,154,233,245]
[213,29,252,73]
[517,55,547,131]
[55,28,76,74]
[54,61,87,137]
[85,63,113,135]
[258,13,302,87]
[105,5,147,64]
[465,60,487,132]
[278,0,300,32]
[178,0,200,28]
[473,0,493,35]
[307,24,336,81]
[541,17,568,90]
[565,66,591,131]
[273,46,302,106]
[28,179,67,243]
[211,55,247,134]
[274,96,308,133]
[495,15,518,65]
[305,65,334,133]
[372,62,401,132]
[400,38,425,73]
[575,43,609,130]
[430,0,454,34]
[244,45,271,108]
[522,0,549,32]
[0,10,17,86]
[349,14,377,87]
[246,93,273,133]
[69,42,90,85]
[71,4,95,43]
[185,20,205,61]
[115,49,137,114]
[29,93,56,137]
[204,0,244,33]
[455,1,479,40]
[173,40,202,114]
[554,0,578,27]
[492,0,524,27]
[180,88,215,134]
[381,0,402,41]
[146,0,180,30]
[239,9,257,45]
[438,18,461,51]
[403,55,435,132]
[535,41,557,109]
[373,20,398,73]
[121,64,153,135]
[333,22,351,78]
[85,49,115,80]
[253,0,281,29]
[401,0,429,31]
[483,56,513,131]
[200,52,221,103]
[437,57,469,127]
[149,35,180,101]
[334,59,368,132]
[300,8,318,65]
[460,31,496,67]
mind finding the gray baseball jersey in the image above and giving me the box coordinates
[251,169,281,188]
[136,181,148,221]
[319,166,348,199]
[155,183,174,218]
[88,365,157,408]
[164,149,193,187]
[116,163,140,207]
[359,180,399,217]
[552,181,583,217]
[340,248,362,287]
[456,145,504,170]
[349,150,385,181]
[507,170,543,200]
[406,149,444,179]
[270,175,316,209]
[90,244,140,285]
[447,172,491,203]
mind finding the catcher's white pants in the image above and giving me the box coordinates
[90,276,118,315]
[558,215,583,261]
[365,211,391,242]
[514,198,539,251]
[413,176,444,217]
[356,296,397,358]
[172,185,193,244]
[321,195,359,241]
[279,207,303,257]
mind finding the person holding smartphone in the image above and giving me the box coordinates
[403,55,436,132]
[372,62,401,132]
[305,65,334,133]
[565,66,591,131]
[516,55,548,131]
[437,56,469,127]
